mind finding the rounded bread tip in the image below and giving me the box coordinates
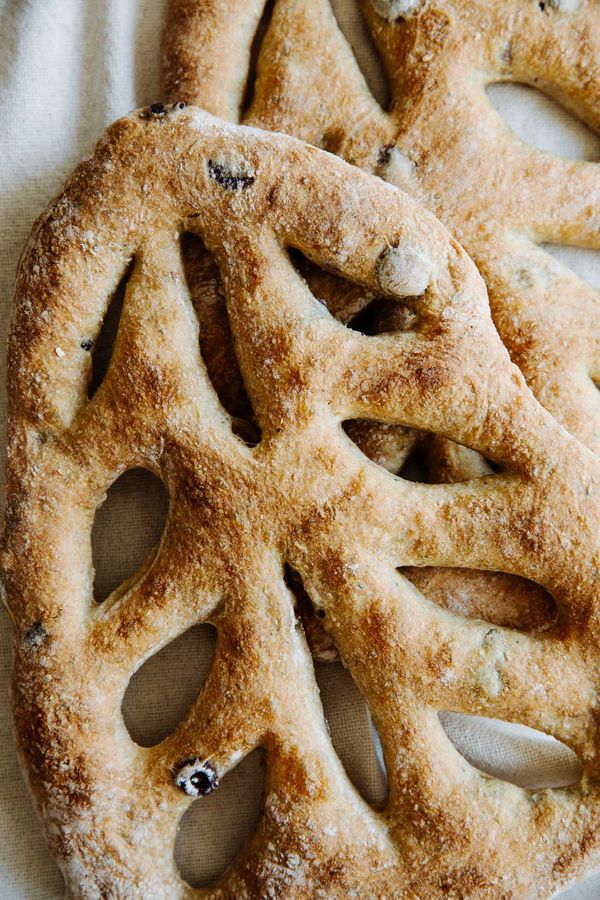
[377,243,434,297]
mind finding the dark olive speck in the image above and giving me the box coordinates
[378,145,394,166]
[148,102,167,117]
[24,622,48,651]
[208,160,255,191]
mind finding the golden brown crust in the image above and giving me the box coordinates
[162,0,266,122]
[156,4,600,890]
[209,0,600,453]
[3,104,600,897]
[161,0,600,645]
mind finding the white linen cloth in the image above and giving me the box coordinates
[0,0,599,895]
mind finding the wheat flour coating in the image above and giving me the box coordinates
[3,105,600,897]
[162,0,600,639]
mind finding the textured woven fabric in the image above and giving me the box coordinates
[0,0,599,895]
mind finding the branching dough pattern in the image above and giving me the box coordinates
[3,108,600,897]
[162,0,600,639]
